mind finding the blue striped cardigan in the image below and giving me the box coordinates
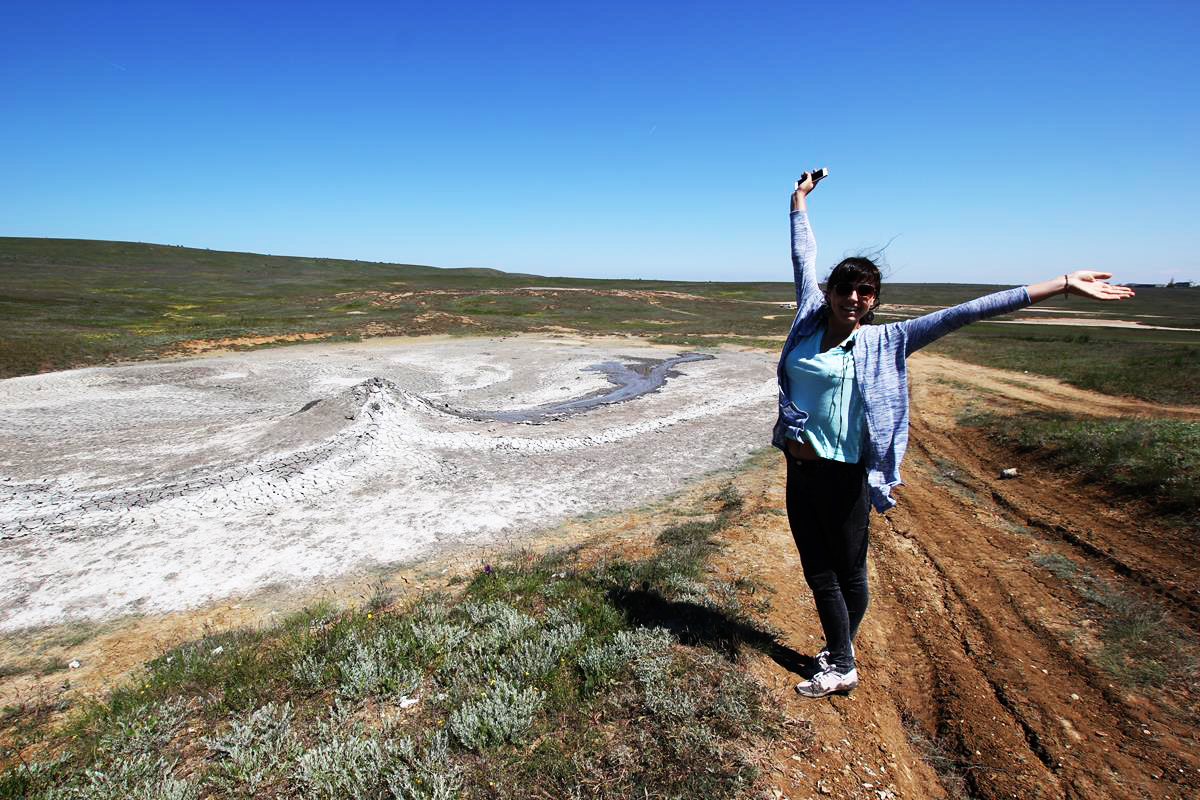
[773,211,1031,512]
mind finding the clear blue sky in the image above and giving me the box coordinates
[3,0,1197,284]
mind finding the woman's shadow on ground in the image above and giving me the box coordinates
[607,583,823,680]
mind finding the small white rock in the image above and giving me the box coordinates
[398,696,419,709]
[211,646,224,655]
[68,659,81,669]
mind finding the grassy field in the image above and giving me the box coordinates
[0,237,797,377]
[926,323,1200,406]
[5,237,1199,406]
[1,487,794,799]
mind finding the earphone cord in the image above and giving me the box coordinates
[828,340,851,455]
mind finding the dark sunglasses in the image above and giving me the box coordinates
[831,281,877,298]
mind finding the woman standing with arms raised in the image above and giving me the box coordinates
[779,169,1134,697]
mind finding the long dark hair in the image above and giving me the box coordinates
[824,256,883,324]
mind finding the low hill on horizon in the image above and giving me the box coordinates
[3,237,1196,383]
[0,236,804,377]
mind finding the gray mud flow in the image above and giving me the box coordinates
[458,353,714,423]
[0,336,774,630]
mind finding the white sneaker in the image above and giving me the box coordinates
[795,666,859,698]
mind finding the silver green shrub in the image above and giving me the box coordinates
[296,729,400,800]
[410,592,453,623]
[46,754,198,800]
[4,752,71,800]
[542,601,580,627]
[409,620,471,662]
[203,702,300,793]
[296,716,461,800]
[459,601,537,644]
[290,652,327,688]
[448,678,544,751]
[36,700,195,799]
[577,626,674,685]
[500,622,584,682]
[634,654,697,720]
[441,604,535,685]
[385,732,463,800]
[96,698,189,759]
[711,670,755,729]
[664,573,709,601]
[335,630,420,700]
[706,580,742,614]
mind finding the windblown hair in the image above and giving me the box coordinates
[824,256,883,324]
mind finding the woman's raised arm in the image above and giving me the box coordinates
[790,169,828,316]
[1026,271,1136,303]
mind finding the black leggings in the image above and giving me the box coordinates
[785,454,870,672]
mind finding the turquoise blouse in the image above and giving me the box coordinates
[783,325,865,463]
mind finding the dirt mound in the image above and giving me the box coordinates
[252,376,447,452]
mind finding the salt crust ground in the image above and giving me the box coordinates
[0,335,775,631]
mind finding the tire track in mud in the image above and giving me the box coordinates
[877,472,1186,799]
[907,376,1200,640]
[873,502,1066,799]
[906,398,1200,634]
[872,370,1200,799]
[908,430,1200,633]
[694,354,1199,800]
[990,491,1200,631]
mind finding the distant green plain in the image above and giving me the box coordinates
[2,237,1198,405]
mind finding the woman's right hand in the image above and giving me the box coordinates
[791,168,827,212]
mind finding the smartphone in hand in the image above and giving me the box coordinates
[796,168,829,190]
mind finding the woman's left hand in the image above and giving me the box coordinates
[1028,271,1136,303]
[1065,271,1137,301]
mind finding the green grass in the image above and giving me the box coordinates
[0,237,799,377]
[959,411,1200,523]
[1,488,788,799]
[927,322,1200,406]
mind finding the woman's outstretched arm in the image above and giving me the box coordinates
[1026,271,1136,303]
[902,271,1135,357]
